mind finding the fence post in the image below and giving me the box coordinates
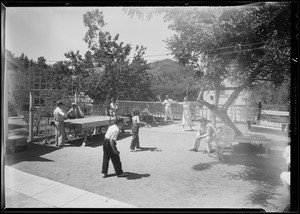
[28,90,33,142]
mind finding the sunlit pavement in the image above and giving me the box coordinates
[4,121,290,210]
[4,166,137,208]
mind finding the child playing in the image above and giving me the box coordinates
[109,97,118,117]
[189,118,215,154]
[130,108,151,152]
[102,117,128,178]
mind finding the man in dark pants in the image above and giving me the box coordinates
[102,117,128,178]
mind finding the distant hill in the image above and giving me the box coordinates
[147,59,181,75]
[146,59,200,100]
[146,58,185,85]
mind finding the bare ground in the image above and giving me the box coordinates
[5,118,290,211]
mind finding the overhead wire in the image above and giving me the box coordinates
[44,41,290,63]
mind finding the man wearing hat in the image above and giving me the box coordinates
[53,100,67,147]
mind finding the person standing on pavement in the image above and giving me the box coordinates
[130,108,151,152]
[178,96,193,132]
[162,95,177,123]
[53,100,67,147]
[109,97,125,133]
[102,117,128,178]
[109,97,118,117]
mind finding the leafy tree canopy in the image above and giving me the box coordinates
[123,3,291,135]
[64,9,154,103]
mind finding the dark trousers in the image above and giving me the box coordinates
[130,124,140,150]
[102,139,123,175]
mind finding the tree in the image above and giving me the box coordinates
[65,9,154,104]
[50,61,73,90]
[124,3,291,136]
[147,59,200,100]
[248,72,290,106]
[36,56,48,69]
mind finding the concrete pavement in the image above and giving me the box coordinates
[4,165,137,208]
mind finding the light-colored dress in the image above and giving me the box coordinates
[181,102,192,126]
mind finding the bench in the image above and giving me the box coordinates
[260,110,290,135]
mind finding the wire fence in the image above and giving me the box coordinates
[17,98,290,142]
[117,100,248,123]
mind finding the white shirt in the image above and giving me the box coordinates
[53,106,66,122]
[163,99,174,108]
[105,124,120,141]
[132,115,140,124]
[110,102,118,111]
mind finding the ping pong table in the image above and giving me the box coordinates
[64,116,130,146]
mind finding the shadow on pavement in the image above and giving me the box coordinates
[5,142,59,165]
[126,172,151,180]
[102,172,151,180]
[233,143,267,155]
[226,148,285,207]
[192,162,219,171]
[134,147,158,152]
[191,142,286,208]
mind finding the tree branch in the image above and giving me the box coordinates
[196,86,213,109]
[221,65,263,110]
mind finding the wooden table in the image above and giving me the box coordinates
[64,116,130,146]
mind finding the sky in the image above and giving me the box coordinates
[5,7,175,64]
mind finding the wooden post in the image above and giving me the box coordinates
[75,92,78,103]
[28,90,34,142]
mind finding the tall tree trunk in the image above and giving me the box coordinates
[211,107,243,136]
[197,87,244,137]
[196,66,262,136]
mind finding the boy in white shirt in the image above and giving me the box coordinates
[102,117,128,178]
[109,97,118,117]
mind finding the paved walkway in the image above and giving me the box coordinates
[4,165,137,208]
